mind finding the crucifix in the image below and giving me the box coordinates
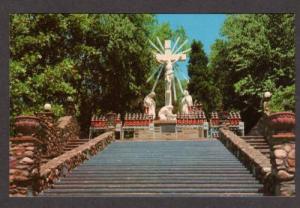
[155,40,187,107]
[147,38,190,120]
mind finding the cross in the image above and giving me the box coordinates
[153,40,187,107]
[155,40,187,64]
[148,38,190,120]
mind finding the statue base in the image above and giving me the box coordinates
[154,120,176,133]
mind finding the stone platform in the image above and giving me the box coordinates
[154,120,176,133]
[121,120,208,140]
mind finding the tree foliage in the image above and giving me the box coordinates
[10,14,189,136]
[209,14,295,131]
[10,14,156,136]
[187,40,222,114]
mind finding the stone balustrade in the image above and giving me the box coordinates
[220,111,296,196]
[38,131,114,194]
[9,131,114,196]
[219,128,272,194]
[36,114,80,159]
[9,113,112,196]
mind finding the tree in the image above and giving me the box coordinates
[209,39,244,112]
[187,40,222,114]
[10,14,156,136]
[10,14,77,117]
[209,14,295,131]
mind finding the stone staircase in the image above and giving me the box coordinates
[40,139,90,165]
[40,140,264,197]
[241,136,271,158]
[63,139,90,152]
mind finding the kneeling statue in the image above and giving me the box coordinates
[158,105,176,120]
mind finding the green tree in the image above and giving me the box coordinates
[187,40,222,114]
[10,14,76,117]
[10,14,156,136]
[209,14,295,131]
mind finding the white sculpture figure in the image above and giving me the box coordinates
[158,105,177,120]
[155,40,187,108]
[165,62,174,106]
[181,90,193,114]
[148,38,190,120]
[144,92,156,119]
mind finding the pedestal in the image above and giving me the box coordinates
[154,120,176,133]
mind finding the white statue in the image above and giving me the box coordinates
[158,105,176,120]
[155,40,187,108]
[144,92,156,119]
[148,38,190,120]
[165,63,174,106]
[181,90,193,114]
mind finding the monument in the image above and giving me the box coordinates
[147,38,191,120]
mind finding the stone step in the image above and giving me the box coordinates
[246,140,269,144]
[73,167,248,171]
[39,192,263,197]
[241,136,265,139]
[40,140,263,197]
[43,187,262,194]
[251,146,269,150]
[58,179,260,184]
[52,184,263,189]
[68,172,252,176]
[65,144,85,147]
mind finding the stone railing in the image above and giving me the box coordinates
[220,111,296,196]
[36,113,80,159]
[9,131,114,196]
[38,131,114,194]
[219,128,272,194]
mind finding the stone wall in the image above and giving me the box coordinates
[219,128,272,194]
[9,136,42,197]
[56,116,80,141]
[9,131,114,196]
[271,142,295,196]
[224,111,296,196]
[264,112,296,196]
[10,113,87,197]
[36,114,80,159]
[38,131,114,194]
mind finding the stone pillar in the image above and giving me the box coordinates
[271,141,295,196]
[36,111,61,158]
[66,100,76,116]
[36,111,55,126]
[266,112,295,196]
[9,135,42,196]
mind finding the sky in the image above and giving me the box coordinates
[156,14,226,79]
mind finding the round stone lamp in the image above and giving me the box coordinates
[264,91,272,99]
[44,103,52,112]
[263,92,272,115]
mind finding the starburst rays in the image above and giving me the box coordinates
[147,37,190,101]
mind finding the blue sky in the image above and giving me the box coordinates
[156,14,226,79]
